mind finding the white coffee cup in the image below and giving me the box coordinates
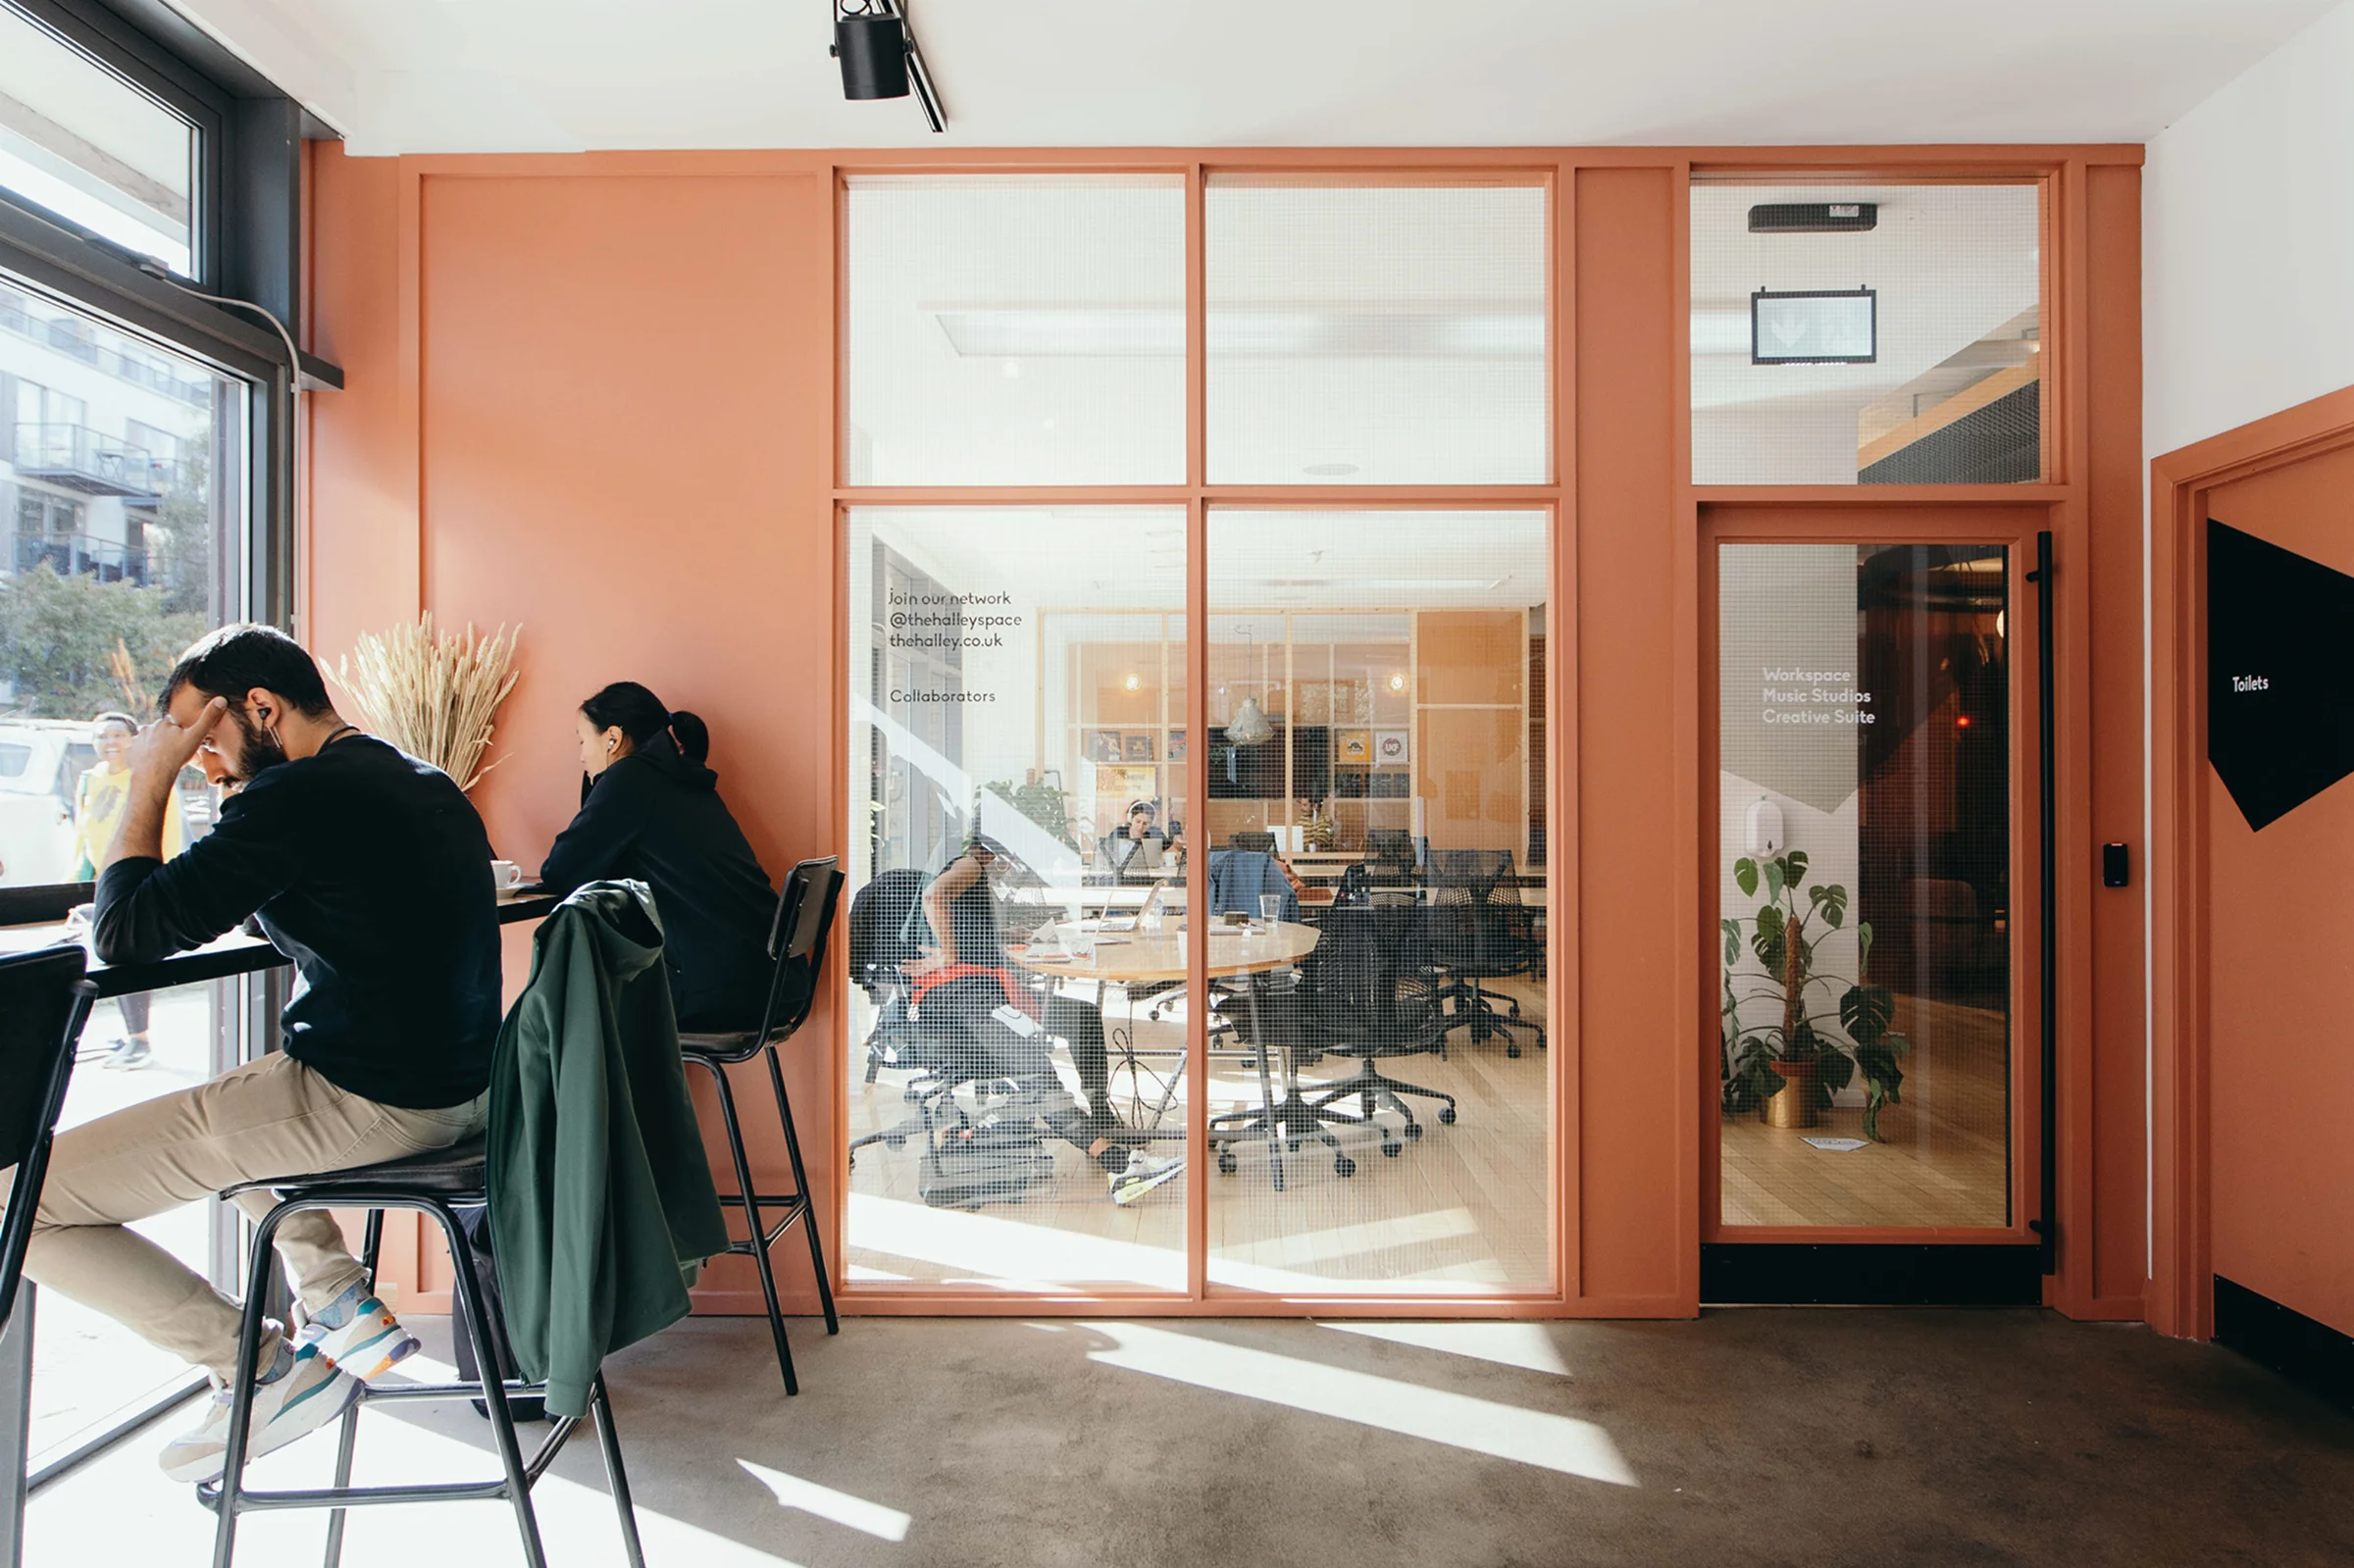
[489,859,524,891]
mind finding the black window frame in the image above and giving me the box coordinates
[0,0,343,647]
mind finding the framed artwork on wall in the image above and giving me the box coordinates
[1124,733,1156,762]
[1167,730,1188,762]
[1336,730,1372,764]
[1088,730,1124,763]
[1374,729,1408,765]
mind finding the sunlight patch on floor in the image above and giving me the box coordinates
[1069,1321,1635,1485]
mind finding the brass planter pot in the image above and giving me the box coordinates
[1763,1058,1822,1129]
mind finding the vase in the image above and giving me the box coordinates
[1763,1058,1822,1129]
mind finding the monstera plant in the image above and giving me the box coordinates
[1720,849,1911,1140]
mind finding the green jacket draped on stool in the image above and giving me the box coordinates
[486,880,731,1417]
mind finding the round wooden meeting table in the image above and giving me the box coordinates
[1015,919,1322,1189]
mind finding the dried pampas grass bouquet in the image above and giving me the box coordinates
[336,615,520,791]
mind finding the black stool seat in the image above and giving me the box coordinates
[220,1136,488,1201]
[678,1028,777,1064]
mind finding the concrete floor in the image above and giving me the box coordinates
[27,1308,2354,1567]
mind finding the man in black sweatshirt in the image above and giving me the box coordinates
[25,625,502,1485]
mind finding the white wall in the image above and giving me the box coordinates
[2146,0,2354,457]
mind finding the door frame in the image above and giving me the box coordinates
[1697,504,2054,1297]
[2148,381,2354,1339]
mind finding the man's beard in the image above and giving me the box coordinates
[223,706,291,783]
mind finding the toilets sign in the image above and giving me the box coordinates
[1760,667,1875,727]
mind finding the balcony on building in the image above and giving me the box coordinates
[10,423,163,499]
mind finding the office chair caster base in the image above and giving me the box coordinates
[1334,1154,1356,1177]
[1506,1042,1522,1059]
[1216,1149,1238,1175]
[1438,1105,1458,1124]
[1381,1140,1402,1157]
[1404,1121,1424,1140]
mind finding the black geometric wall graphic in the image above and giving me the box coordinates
[2208,518,2354,831]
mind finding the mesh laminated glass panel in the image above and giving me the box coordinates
[0,5,194,276]
[1716,543,2012,1228]
[844,506,1190,1290]
[1206,178,1550,484]
[844,175,1186,485]
[1204,510,1551,1293]
[1691,183,2042,485]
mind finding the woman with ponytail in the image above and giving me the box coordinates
[540,681,778,1031]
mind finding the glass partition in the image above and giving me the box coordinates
[1691,181,2044,485]
[844,506,1191,1291]
[1716,542,2012,1228]
[844,175,1186,486]
[1205,509,1551,1293]
[1206,177,1550,484]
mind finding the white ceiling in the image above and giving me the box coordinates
[164,0,2330,155]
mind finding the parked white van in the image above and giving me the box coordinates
[0,719,98,885]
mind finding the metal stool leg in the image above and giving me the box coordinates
[701,1058,797,1394]
[588,1375,646,1568]
[318,1208,387,1568]
[213,1200,300,1568]
[433,1203,549,1568]
[764,1044,838,1335]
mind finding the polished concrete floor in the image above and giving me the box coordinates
[28,1308,2354,1567]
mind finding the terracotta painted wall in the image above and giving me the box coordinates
[307,152,837,1313]
[304,143,2143,1321]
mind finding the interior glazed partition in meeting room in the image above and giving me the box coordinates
[301,142,2147,1319]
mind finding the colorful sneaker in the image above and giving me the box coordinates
[159,1344,361,1484]
[297,1293,420,1383]
[1109,1150,1185,1206]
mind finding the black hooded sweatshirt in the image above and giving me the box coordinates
[538,733,777,1032]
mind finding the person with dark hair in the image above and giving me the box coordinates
[28,625,504,1484]
[1091,798,1168,885]
[538,681,778,1031]
[912,835,1183,1205]
[71,710,187,1070]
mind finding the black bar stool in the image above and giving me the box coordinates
[0,946,98,1334]
[206,1140,643,1568]
[678,856,845,1396]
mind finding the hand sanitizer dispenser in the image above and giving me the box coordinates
[1744,795,1785,858]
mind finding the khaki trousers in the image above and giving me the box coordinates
[20,1051,485,1382]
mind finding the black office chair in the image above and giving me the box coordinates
[0,946,98,1341]
[207,1143,642,1568]
[847,868,953,1170]
[1303,899,1458,1139]
[849,868,929,1086]
[1363,829,1417,887]
[678,856,845,1397]
[1227,831,1278,852]
[1423,848,1547,1058]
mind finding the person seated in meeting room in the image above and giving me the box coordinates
[22,626,502,1486]
[1092,800,1186,885]
[71,709,188,1071]
[912,834,1184,1204]
[537,682,777,1033]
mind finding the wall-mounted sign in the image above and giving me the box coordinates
[2207,518,2354,831]
[1751,288,1876,365]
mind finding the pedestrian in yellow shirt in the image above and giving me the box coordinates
[74,711,186,1069]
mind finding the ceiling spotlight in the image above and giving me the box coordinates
[831,2,945,132]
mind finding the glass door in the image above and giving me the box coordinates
[1704,515,2045,1303]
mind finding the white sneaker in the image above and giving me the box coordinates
[1109,1149,1185,1205]
[296,1292,420,1382]
[159,1343,362,1484]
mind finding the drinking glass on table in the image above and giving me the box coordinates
[1257,893,1283,932]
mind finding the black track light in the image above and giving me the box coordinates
[831,2,945,132]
